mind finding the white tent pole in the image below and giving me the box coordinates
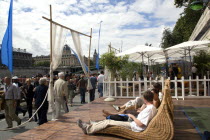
[163,50,169,77]
[184,49,187,78]
[141,53,144,77]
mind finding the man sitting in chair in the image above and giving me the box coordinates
[112,83,161,113]
[102,84,161,118]
[77,90,157,134]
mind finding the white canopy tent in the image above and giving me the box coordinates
[165,40,210,77]
[116,41,210,77]
[166,40,210,63]
[116,45,164,76]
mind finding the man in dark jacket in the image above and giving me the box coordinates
[34,78,48,125]
[22,78,34,119]
[89,74,97,102]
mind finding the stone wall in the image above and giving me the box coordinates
[0,67,49,78]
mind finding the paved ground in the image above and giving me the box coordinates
[0,92,99,140]
[10,98,210,140]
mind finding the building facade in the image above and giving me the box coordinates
[0,45,33,67]
[33,45,96,67]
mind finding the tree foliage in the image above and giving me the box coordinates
[34,61,50,67]
[172,7,202,44]
[193,50,210,77]
[119,62,142,80]
[160,28,174,49]
[161,5,203,48]
[174,0,189,7]
[100,51,129,78]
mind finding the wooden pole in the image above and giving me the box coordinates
[88,28,92,103]
[42,16,91,38]
[88,28,92,77]
[50,5,52,63]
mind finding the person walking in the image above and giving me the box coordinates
[34,78,48,125]
[22,78,34,119]
[77,75,87,104]
[89,74,97,102]
[54,72,68,119]
[97,71,104,97]
[3,77,21,128]
[191,63,198,79]
[67,79,77,106]
[12,76,27,116]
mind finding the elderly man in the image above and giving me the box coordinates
[34,78,48,125]
[54,72,68,119]
[3,77,21,128]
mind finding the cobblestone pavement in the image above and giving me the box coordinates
[0,92,99,140]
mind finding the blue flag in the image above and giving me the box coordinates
[1,0,13,73]
[96,21,102,70]
[69,46,89,72]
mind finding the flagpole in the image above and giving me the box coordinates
[96,21,102,72]
[88,28,92,103]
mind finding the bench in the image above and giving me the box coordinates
[96,80,174,140]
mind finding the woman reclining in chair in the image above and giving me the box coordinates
[112,83,161,113]
[102,83,161,118]
[77,90,157,134]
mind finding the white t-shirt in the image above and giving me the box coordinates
[13,83,21,99]
[130,104,157,132]
[97,74,104,84]
[159,92,163,101]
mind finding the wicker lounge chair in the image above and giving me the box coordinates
[96,80,174,140]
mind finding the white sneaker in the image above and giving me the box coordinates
[113,105,119,111]
[51,119,58,121]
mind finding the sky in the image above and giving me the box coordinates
[0,0,184,57]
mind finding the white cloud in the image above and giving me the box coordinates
[0,0,184,57]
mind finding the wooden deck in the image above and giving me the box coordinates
[10,98,210,140]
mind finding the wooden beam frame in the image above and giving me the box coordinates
[42,16,91,38]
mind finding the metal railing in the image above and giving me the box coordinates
[103,76,210,100]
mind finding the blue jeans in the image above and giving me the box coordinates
[98,83,103,97]
[80,88,86,103]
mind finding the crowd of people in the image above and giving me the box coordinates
[0,71,105,128]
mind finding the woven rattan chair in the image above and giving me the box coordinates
[96,80,174,140]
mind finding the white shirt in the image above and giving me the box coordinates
[97,74,104,84]
[191,66,197,73]
[13,83,21,99]
[130,104,157,132]
[54,78,68,97]
[159,92,163,101]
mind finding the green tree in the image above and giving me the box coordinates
[34,61,50,67]
[160,28,174,49]
[193,50,210,77]
[160,4,203,48]
[174,0,189,7]
[172,7,202,44]
[100,51,128,79]
[119,62,142,80]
